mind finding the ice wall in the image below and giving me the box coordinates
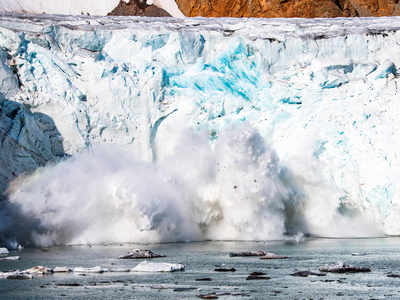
[1,14,400,245]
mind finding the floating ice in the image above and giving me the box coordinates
[0,256,19,261]
[73,266,108,274]
[0,248,9,257]
[131,261,185,272]
[53,266,72,273]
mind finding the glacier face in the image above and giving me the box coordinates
[1,14,400,245]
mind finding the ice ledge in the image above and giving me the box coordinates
[1,14,400,40]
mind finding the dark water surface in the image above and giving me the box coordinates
[1,238,400,299]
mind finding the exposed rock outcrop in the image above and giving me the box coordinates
[110,0,400,18]
[176,0,400,18]
[109,0,171,17]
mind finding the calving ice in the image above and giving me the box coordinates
[0,14,399,246]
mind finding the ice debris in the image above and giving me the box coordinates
[229,250,267,257]
[0,256,20,261]
[319,262,371,273]
[119,249,166,259]
[72,266,108,274]
[290,270,326,277]
[259,253,288,260]
[131,261,184,272]
[53,267,72,273]
[0,248,9,257]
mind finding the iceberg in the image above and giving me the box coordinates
[0,14,400,245]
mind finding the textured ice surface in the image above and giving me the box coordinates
[1,15,400,245]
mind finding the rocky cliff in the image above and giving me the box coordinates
[110,0,400,18]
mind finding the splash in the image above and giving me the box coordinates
[5,124,382,247]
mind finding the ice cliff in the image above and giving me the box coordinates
[1,14,400,245]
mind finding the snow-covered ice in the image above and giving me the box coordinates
[0,15,400,245]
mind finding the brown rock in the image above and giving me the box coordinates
[176,0,400,18]
[109,0,400,18]
[109,0,171,17]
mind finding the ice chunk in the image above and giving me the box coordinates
[109,268,131,272]
[319,262,371,273]
[73,266,108,273]
[0,256,20,261]
[229,250,267,257]
[24,266,53,275]
[119,249,166,259]
[53,267,72,273]
[259,253,288,260]
[0,248,9,257]
[131,261,184,272]
[6,273,32,280]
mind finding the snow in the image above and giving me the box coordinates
[0,0,123,16]
[148,0,185,18]
[0,0,185,18]
[1,14,400,245]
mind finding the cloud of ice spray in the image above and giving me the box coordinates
[5,123,383,247]
[5,124,305,246]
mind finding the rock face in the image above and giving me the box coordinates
[109,0,171,17]
[176,0,400,17]
[110,0,400,18]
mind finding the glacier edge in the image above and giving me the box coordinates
[0,14,399,245]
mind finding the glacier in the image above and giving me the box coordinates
[0,14,400,246]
